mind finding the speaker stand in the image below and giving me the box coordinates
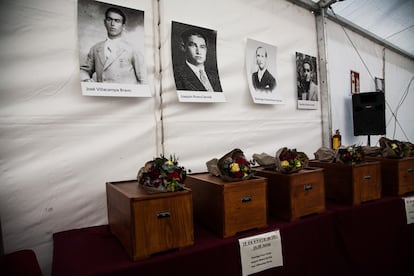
[367,135,371,146]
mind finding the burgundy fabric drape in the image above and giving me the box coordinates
[52,196,414,276]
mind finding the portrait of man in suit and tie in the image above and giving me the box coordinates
[79,1,146,85]
[252,46,276,92]
[172,21,223,92]
[246,39,281,104]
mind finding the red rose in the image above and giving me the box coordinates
[235,156,250,166]
[167,170,180,180]
[233,170,243,178]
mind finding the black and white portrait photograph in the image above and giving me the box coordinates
[171,21,225,103]
[77,0,150,97]
[246,38,282,105]
[296,52,319,109]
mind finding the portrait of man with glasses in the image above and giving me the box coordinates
[79,4,146,84]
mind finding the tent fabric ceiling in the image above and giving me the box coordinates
[324,0,414,58]
[331,0,414,57]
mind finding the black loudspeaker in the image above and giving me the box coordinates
[352,92,386,136]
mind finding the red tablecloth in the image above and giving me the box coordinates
[52,196,414,276]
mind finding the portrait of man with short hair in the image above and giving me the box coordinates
[296,52,318,101]
[78,0,146,85]
[246,38,281,105]
[252,46,277,92]
[171,21,223,92]
[296,52,319,109]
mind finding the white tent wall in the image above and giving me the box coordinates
[0,0,158,275]
[326,18,414,147]
[0,0,412,275]
[383,50,414,141]
[159,0,322,174]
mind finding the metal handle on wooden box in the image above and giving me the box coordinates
[364,175,372,180]
[241,196,252,203]
[408,168,414,173]
[304,184,313,191]
[157,211,171,219]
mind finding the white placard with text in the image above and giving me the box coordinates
[176,90,226,103]
[238,230,283,276]
[81,82,151,97]
[403,196,414,224]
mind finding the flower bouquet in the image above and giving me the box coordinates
[335,145,364,164]
[137,155,186,193]
[275,147,309,173]
[379,137,412,158]
[207,148,254,182]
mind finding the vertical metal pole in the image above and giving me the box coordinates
[315,8,332,147]
[154,0,164,156]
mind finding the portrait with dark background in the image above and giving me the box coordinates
[296,52,318,98]
[171,21,222,91]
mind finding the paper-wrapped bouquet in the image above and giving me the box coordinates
[335,145,364,164]
[379,137,413,158]
[275,147,309,173]
[206,148,254,182]
[137,155,186,193]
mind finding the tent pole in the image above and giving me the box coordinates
[315,8,333,148]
